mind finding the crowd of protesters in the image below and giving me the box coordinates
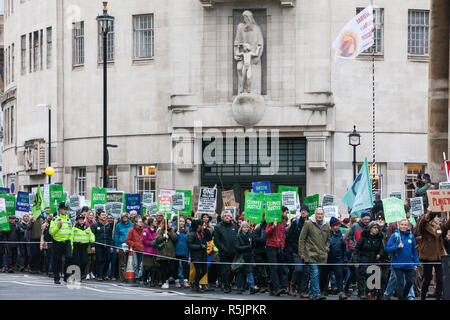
[0,182,450,299]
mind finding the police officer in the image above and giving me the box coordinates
[71,214,95,280]
[49,202,73,284]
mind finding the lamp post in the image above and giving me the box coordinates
[36,104,53,184]
[348,125,361,181]
[96,1,114,188]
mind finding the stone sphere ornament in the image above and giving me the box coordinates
[231,93,266,127]
[45,167,55,176]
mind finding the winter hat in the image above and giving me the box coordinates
[342,218,350,225]
[368,221,379,230]
[300,204,310,212]
[329,217,341,227]
[422,173,431,181]
[240,221,249,228]
[361,210,371,219]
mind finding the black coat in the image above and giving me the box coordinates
[252,222,267,256]
[213,221,238,257]
[90,221,113,247]
[187,229,212,263]
[286,217,306,254]
[235,232,254,263]
[351,230,385,263]
[5,223,20,248]
[17,221,29,242]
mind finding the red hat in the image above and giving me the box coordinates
[342,218,350,225]
[239,216,244,221]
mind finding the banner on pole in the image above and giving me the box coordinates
[304,194,320,216]
[333,5,374,60]
[252,182,271,194]
[265,193,282,223]
[172,192,185,211]
[91,187,108,207]
[15,192,30,218]
[0,194,16,217]
[383,197,406,224]
[125,193,142,215]
[0,212,10,232]
[49,184,64,215]
[176,190,192,215]
[158,196,173,214]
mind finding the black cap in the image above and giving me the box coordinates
[76,214,84,221]
[59,202,68,210]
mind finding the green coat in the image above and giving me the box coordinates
[298,220,330,264]
[155,228,177,262]
[415,182,432,208]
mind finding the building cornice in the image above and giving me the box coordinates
[199,0,295,9]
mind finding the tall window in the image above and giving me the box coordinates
[133,14,154,59]
[33,31,40,72]
[11,43,15,83]
[40,29,43,70]
[408,10,430,55]
[100,166,118,189]
[29,33,32,73]
[405,164,426,199]
[46,27,52,69]
[73,22,85,65]
[76,168,86,197]
[5,46,8,85]
[98,21,115,62]
[358,163,382,196]
[21,35,26,74]
[356,8,384,55]
[136,165,156,198]
[10,105,14,145]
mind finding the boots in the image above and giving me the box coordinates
[288,283,297,296]
[339,292,348,300]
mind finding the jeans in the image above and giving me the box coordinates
[384,265,415,299]
[109,249,118,278]
[133,252,143,279]
[306,263,320,297]
[236,272,255,291]
[394,269,415,300]
[176,255,189,282]
[117,250,127,281]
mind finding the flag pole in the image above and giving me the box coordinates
[371,1,377,198]
[443,152,450,182]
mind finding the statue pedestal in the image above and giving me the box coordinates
[231,93,266,127]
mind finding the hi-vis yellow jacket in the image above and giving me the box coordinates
[49,214,72,242]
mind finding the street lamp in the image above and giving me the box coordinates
[96,1,114,188]
[348,125,361,181]
[36,104,53,184]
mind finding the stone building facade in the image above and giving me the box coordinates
[2,0,429,212]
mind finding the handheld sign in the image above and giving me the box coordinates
[410,197,424,217]
[16,192,30,219]
[439,182,450,190]
[265,193,282,223]
[172,192,185,211]
[252,182,271,194]
[158,196,173,214]
[427,189,450,212]
[125,193,142,215]
[304,194,320,216]
[110,202,123,218]
[0,212,10,232]
[389,192,403,200]
[244,192,264,223]
[225,206,237,219]
[49,184,64,215]
[142,192,154,205]
[0,195,16,217]
[176,190,192,216]
[91,187,108,207]
[282,191,297,212]
[323,206,339,223]
[322,194,336,207]
[197,188,217,215]
[383,197,406,224]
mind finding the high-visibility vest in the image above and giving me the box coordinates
[72,224,95,247]
[49,214,73,242]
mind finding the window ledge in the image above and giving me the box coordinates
[72,64,85,70]
[408,55,429,63]
[132,57,154,65]
[357,54,384,61]
[97,61,115,66]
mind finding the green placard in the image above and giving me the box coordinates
[176,190,192,215]
[304,194,320,216]
[49,184,64,215]
[265,193,282,223]
[0,194,16,216]
[383,197,406,224]
[244,192,264,223]
[91,187,107,208]
[0,212,10,231]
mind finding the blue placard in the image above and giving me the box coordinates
[252,181,271,194]
[0,188,10,194]
[125,193,142,215]
[16,191,30,212]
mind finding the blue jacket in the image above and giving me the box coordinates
[175,228,189,257]
[114,221,134,247]
[328,230,347,263]
[386,229,419,270]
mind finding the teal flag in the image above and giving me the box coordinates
[342,157,374,214]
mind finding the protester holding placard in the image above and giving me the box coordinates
[417,210,450,300]
[286,204,309,298]
[214,210,238,293]
[155,218,177,289]
[113,213,133,282]
[385,219,419,300]
[251,216,268,293]
[264,206,289,296]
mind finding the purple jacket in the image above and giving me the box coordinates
[142,226,158,255]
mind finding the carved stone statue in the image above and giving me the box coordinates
[234,10,264,95]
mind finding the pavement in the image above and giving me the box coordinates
[0,272,368,300]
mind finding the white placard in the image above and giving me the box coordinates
[282,191,297,211]
[322,194,336,207]
[323,205,339,223]
[197,188,217,215]
[439,182,450,190]
[389,192,403,200]
[410,197,424,217]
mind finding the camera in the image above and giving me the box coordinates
[404,173,424,189]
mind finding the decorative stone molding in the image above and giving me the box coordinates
[198,0,295,8]
[23,139,47,174]
[1,87,17,107]
[305,133,329,171]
